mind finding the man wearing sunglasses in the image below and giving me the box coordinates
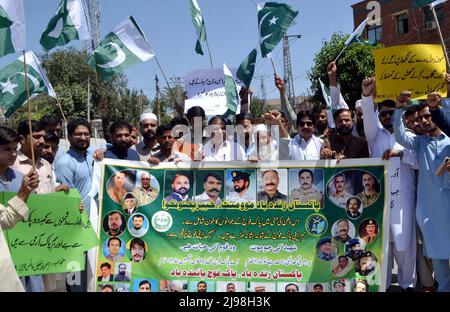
[288,111,323,160]
[393,89,450,292]
[361,77,418,292]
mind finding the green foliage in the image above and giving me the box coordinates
[250,96,265,118]
[151,85,185,125]
[307,32,382,109]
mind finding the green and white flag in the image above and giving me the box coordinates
[258,2,298,58]
[345,17,371,46]
[189,0,207,55]
[223,63,238,117]
[236,48,257,89]
[318,78,335,128]
[0,51,56,117]
[0,0,25,57]
[40,0,91,51]
[87,16,155,81]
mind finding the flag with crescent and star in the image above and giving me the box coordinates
[87,16,155,81]
[0,0,26,57]
[236,48,257,89]
[40,0,91,51]
[257,2,298,58]
[0,51,56,118]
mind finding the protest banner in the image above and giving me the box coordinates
[2,189,98,277]
[185,68,243,116]
[93,158,390,292]
[375,44,447,101]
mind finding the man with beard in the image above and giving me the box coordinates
[105,211,124,236]
[149,125,191,165]
[320,108,369,160]
[290,169,323,206]
[132,112,159,161]
[40,132,59,165]
[257,170,287,203]
[55,118,95,292]
[129,238,146,263]
[362,78,419,291]
[133,172,158,206]
[226,283,236,292]
[394,96,450,292]
[333,219,352,243]
[314,104,329,139]
[227,171,256,203]
[164,174,191,202]
[104,121,140,160]
[289,111,323,160]
[128,214,147,237]
[197,281,207,292]
[114,263,130,282]
[235,113,254,155]
[193,173,223,205]
[328,173,352,209]
[356,173,379,207]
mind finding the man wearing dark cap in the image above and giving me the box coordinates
[317,237,336,261]
[227,170,256,203]
[346,238,365,260]
[358,251,376,276]
[257,170,287,203]
[122,193,138,215]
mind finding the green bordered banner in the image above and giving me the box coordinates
[93,159,392,293]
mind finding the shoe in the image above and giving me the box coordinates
[422,286,435,292]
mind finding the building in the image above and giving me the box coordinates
[352,0,450,53]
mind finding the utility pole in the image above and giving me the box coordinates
[155,74,161,122]
[283,34,301,111]
[139,89,144,116]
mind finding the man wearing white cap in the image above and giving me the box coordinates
[132,112,159,161]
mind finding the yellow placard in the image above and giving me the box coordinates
[375,44,446,101]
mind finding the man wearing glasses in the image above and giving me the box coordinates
[288,111,323,160]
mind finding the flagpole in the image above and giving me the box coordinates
[268,54,277,76]
[22,50,36,169]
[205,39,214,70]
[334,44,348,63]
[431,5,450,68]
[154,56,179,106]
[56,98,68,124]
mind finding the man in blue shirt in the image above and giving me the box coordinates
[393,96,450,292]
[54,118,95,292]
[104,121,140,161]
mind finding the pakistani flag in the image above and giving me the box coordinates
[318,78,335,128]
[258,2,298,58]
[40,0,91,51]
[189,0,207,55]
[0,51,56,117]
[413,0,446,7]
[223,63,238,117]
[0,0,25,57]
[236,49,257,89]
[345,17,371,46]
[87,16,155,81]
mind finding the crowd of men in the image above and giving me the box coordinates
[1,60,450,292]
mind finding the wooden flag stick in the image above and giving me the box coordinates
[334,44,348,63]
[56,98,68,124]
[431,5,450,69]
[268,54,277,76]
[154,56,179,107]
[205,39,214,70]
[22,51,36,169]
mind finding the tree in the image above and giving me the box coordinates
[250,96,265,118]
[307,32,381,109]
[151,85,185,125]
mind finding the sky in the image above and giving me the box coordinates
[0,0,358,101]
